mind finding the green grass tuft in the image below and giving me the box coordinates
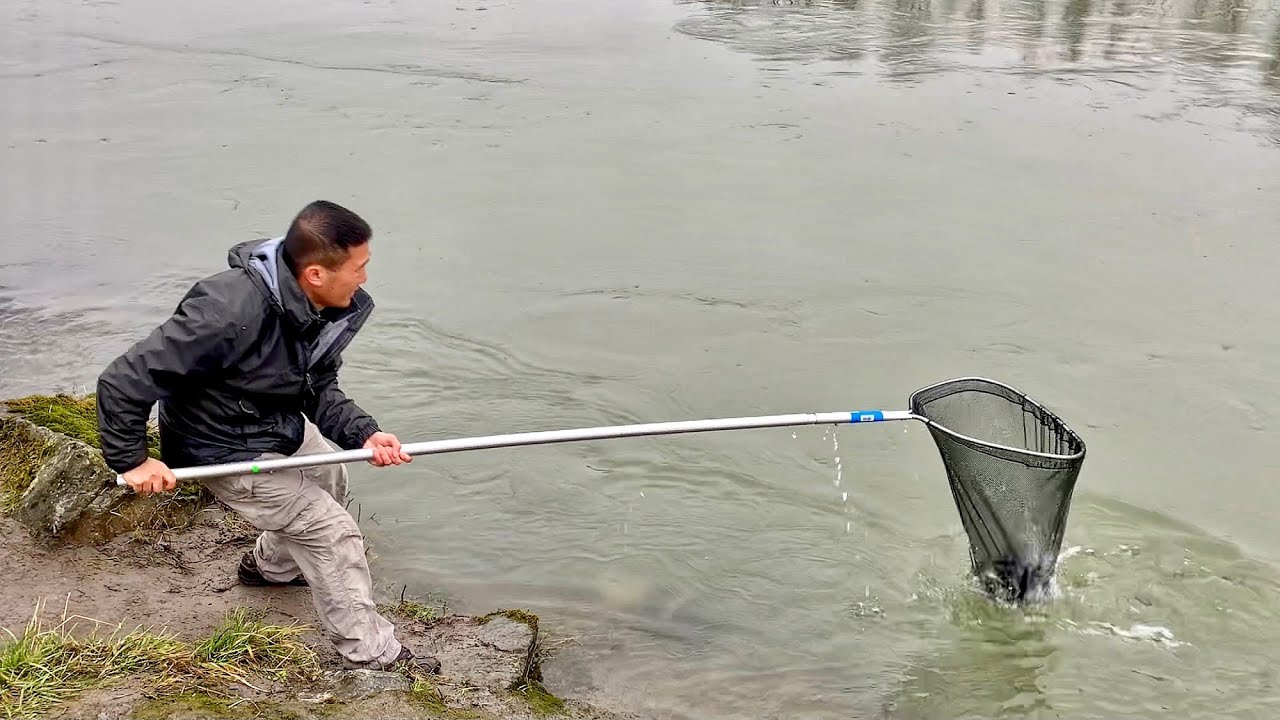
[475,609,539,635]
[409,678,449,713]
[0,604,317,719]
[395,599,444,623]
[407,678,489,719]
[3,393,161,459]
[513,680,566,716]
[127,692,240,720]
[192,608,318,683]
[381,589,449,625]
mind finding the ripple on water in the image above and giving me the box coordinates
[672,0,1280,144]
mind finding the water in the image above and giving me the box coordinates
[3,0,1280,717]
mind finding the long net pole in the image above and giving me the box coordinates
[116,410,917,486]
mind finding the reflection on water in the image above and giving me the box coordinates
[1268,12,1280,85]
[674,0,1279,73]
[675,0,1280,142]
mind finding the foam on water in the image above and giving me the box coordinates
[1066,619,1188,649]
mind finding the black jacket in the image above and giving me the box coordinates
[96,237,381,474]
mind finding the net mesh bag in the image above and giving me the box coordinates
[908,378,1086,602]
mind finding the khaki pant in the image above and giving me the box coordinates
[200,417,401,668]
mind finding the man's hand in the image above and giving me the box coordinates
[364,432,412,467]
[121,457,177,496]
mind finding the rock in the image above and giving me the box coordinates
[5,417,122,537]
[1,410,110,533]
[477,615,535,653]
[324,669,413,701]
[297,690,335,704]
[404,614,538,692]
[0,398,209,544]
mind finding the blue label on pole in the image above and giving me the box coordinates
[849,410,884,423]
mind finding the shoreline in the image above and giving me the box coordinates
[0,394,642,720]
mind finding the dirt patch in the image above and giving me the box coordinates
[0,511,316,656]
[0,509,642,720]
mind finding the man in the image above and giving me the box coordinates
[96,200,440,675]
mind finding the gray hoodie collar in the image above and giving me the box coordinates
[247,237,286,305]
[246,236,322,332]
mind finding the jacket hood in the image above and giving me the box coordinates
[227,237,318,332]
[229,237,284,303]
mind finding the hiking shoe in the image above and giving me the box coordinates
[341,645,442,674]
[390,646,441,675]
[237,552,308,587]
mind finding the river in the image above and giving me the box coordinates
[2,0,1279,717]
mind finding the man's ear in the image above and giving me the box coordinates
[300,264,326,288]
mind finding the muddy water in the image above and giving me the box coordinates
[3,0,1280,717]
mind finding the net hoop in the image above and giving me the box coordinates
[907,376,1086,463]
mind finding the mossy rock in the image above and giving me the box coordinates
[1,393,211,544]
[3,393,161,458]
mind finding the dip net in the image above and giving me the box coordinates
[908,378,1086,602]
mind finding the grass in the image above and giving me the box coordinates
[192,608,318,683]
[0,604,317,719]
[513,680,566,716]
[382,586,450,624]
[127,692,241,720]
[409,678,450,713]
[474,609,539,635]
[407,679,489,720]
[396,600,444,623]
[3,393,161,459]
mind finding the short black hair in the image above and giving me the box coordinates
[283,200,372,271]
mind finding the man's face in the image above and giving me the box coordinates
[306,242,370,309]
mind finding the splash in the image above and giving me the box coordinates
[824,427,851,532]
[1068,620,1188,648]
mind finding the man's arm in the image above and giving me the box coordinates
[97,285,240,474]
[306,357,381,451]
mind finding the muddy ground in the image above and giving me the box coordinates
[0,506,642,720]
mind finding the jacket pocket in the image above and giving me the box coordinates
[235,397,280,441]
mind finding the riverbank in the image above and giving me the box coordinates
[0,395,641,720]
